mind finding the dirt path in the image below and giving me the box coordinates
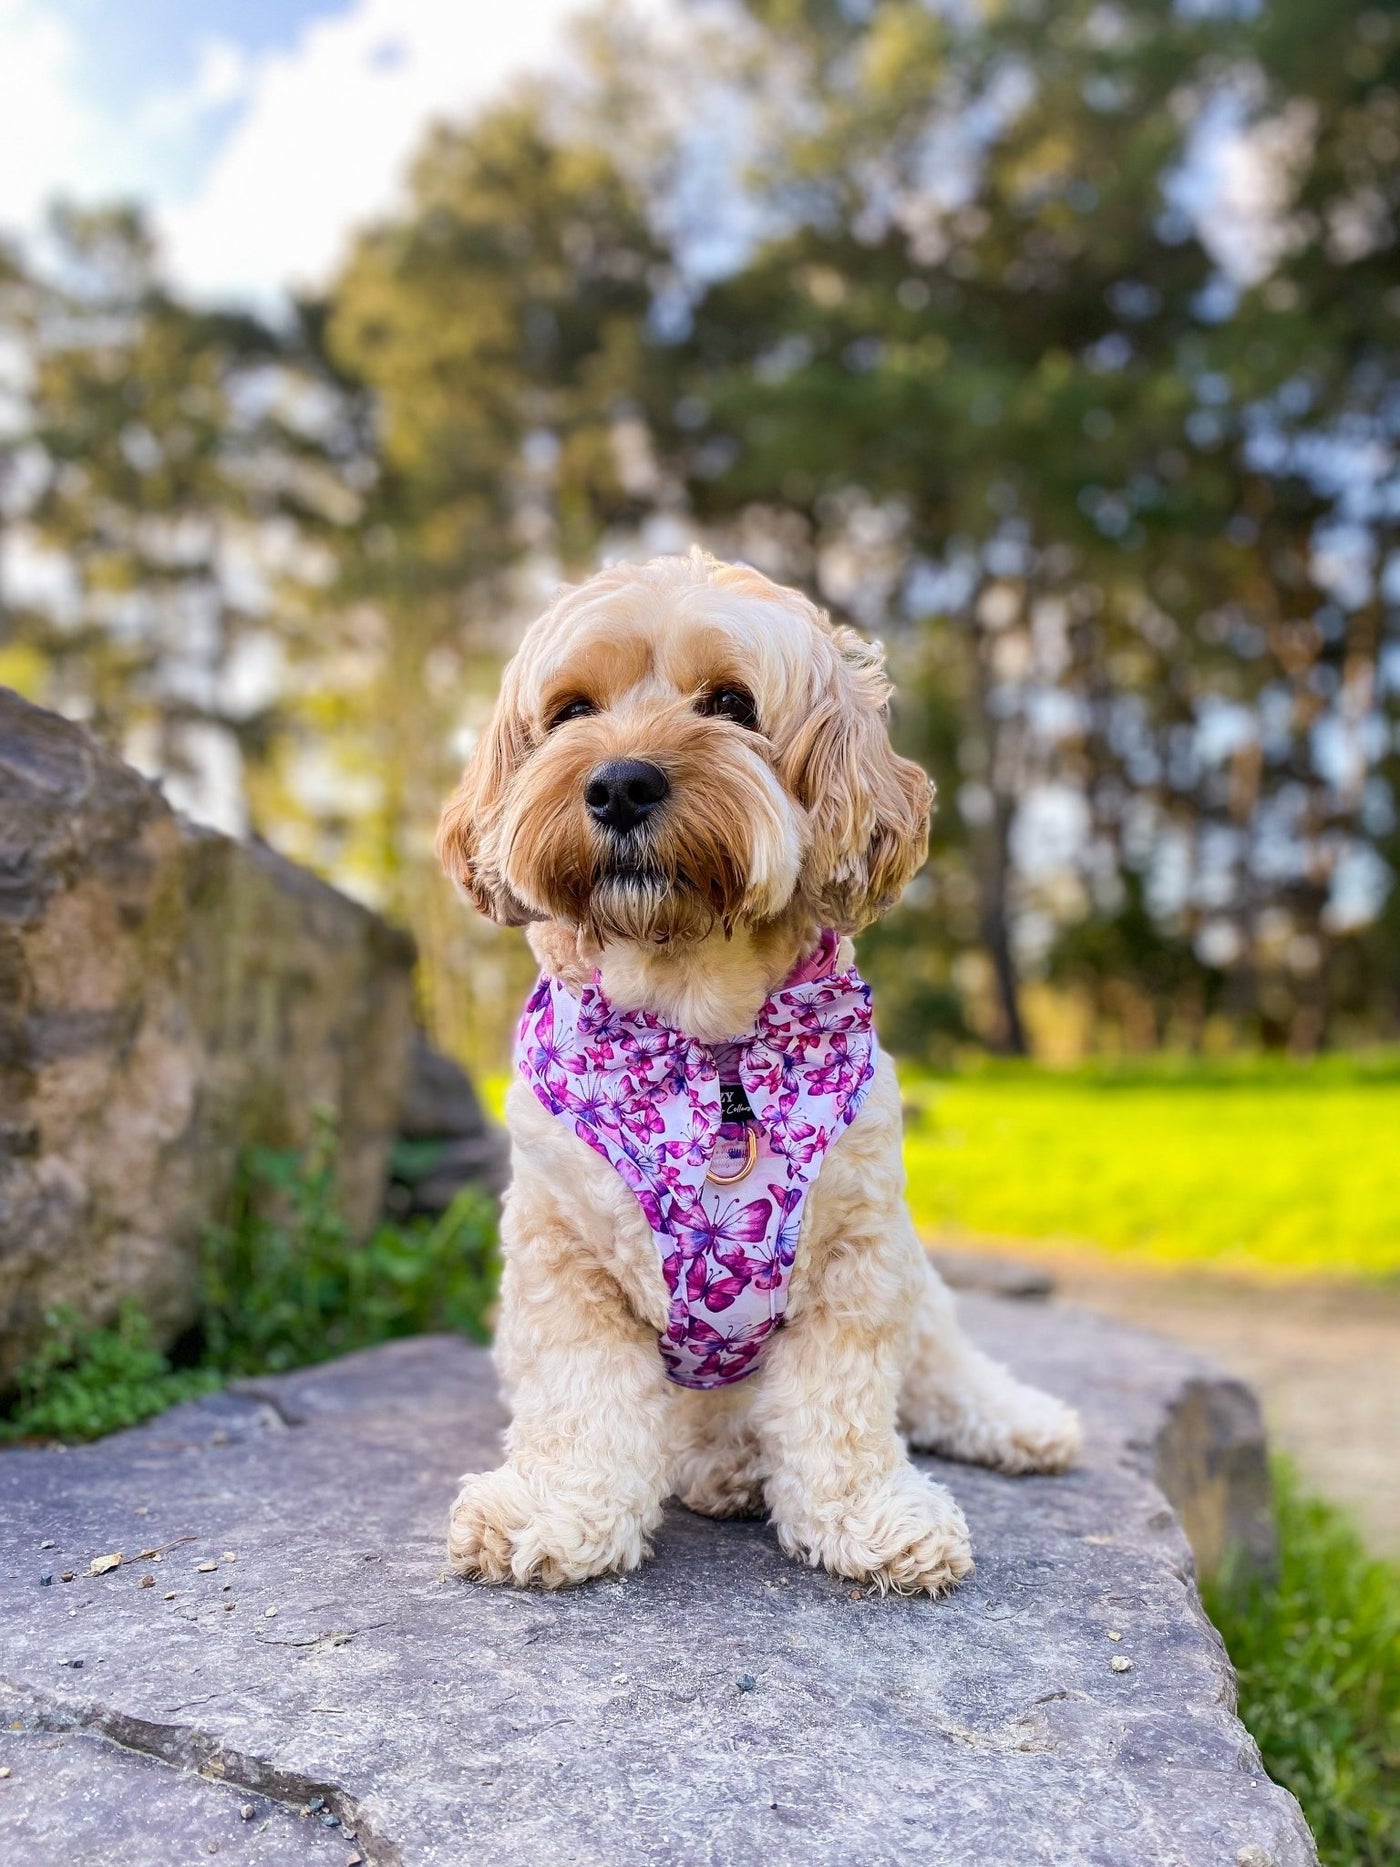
[940,1243,1400,1559]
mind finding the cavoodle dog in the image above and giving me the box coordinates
[437,549,1079,1593]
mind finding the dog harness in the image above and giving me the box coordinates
[515,931,877,1388]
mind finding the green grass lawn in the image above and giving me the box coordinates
[899,1053,1400,1279]
[1206,1465,1400,1867]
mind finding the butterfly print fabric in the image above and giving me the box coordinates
[515,931,877,1387]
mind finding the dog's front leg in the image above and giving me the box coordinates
[448,1234,672,1589]
[898,1241,1082,1474]
[751,1243,974,1595]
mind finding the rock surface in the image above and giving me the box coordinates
[385,1033,509,1218]
[0,689,416,1377]
[0,1296,1314,1866]
[928,1243,1056,1301]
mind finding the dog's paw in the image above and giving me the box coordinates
[673,1446,766,1521]
[985,1383,1081,1475]
[448,1465,653,1589]
[906,1377,1082,1476]
[777,1469,973,1597]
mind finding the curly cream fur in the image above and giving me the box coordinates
[441,552,1080,1594]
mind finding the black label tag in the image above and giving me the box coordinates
[720,1082,754,1124]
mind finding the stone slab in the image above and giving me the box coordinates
[0,1728,353,1867]
[0,1297,1316,1867]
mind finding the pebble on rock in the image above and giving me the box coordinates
[1111,1656,1134,1674]
[196,1561,218,1574]
[240,1805,255,1822]
[737,1674,757,1693]
[139,1575,155,1589]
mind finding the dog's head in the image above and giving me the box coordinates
[437,551,932,946]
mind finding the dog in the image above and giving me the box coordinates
[436,549,1080,1593]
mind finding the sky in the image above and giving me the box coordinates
[0,0,593,305]
[0,0,1289,312]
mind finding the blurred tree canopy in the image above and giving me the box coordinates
[1,0,1396,1066]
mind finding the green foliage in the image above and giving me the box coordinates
[900,1055,1400,1276]
[201,1121,498,1376]
[0,1303,220,1444]
[655,0,1400,1055]
[1206,1467,1400,1867]
[1,1123,500,1443]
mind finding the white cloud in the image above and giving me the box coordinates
[138,38,253,140]
[0,0,94,230]
[0,0,599,301]
[159,0,591,306]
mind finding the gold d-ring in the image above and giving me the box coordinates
[706,1127,758,1186]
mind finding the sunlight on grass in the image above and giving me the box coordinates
[900,1054,1400,1278]
[484,1052,1399,1277]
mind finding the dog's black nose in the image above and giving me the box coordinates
[585,759,670,834]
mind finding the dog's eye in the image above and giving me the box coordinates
[549,696,596,729]
[698,685,758,730]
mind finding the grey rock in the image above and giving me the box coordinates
[928,1245,1056,1301]
[0,1728,353,1867]
[962,1294,1277,1582]
[410,1139,507,1206]
[0,1298,1314,1866]
[397,1033,493,1143]
[388,1034,509,1214]
[0,689,416,1378]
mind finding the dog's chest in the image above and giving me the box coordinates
[514,959,877,1387]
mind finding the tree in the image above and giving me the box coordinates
[6,2,1396,1063]
[2,205,348,833]
[621,0,1399,1051]
[313,99,667,1057]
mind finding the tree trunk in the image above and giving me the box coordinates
[980,801,1029,1056]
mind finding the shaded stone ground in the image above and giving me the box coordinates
[1034,1258,1400,1559]
[0,1297,1315,1867]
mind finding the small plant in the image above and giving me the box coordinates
[200,1117,499,1375]
[0,1117,500,1444]
[1205,1463,1400,1867]
[0,1302,220,1443]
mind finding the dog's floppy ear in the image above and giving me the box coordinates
[435,676,538,925]
[783,626,933,933]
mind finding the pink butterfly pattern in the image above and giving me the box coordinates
[515,931,876,1387]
